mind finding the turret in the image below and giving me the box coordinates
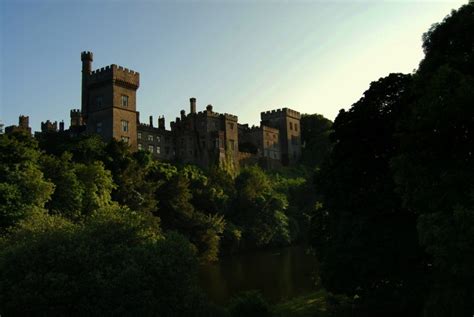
[70,109,83,127]
[149,115,153,127]
[81,51,93,122]
[158,116,165,130]
[19,115,29,130]
[190,97,196,114]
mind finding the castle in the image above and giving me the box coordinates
[6,51,302,169]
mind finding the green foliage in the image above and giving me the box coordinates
[75,161,116,215]
[0,207,207,316]
[312,73,426,315]
[300,114,333,168]
[40,153,84,219]
[228,291,272,317]
[0,133,54,230]
[232,166,291,248]
[391,4,474,314]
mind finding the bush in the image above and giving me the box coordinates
[228,291,272,317]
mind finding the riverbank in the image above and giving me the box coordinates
[273,291,352,317]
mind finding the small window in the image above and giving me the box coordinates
[121,95,129,107]
[121,120,129,132]
[148,135,153,142]
[295,123,298,132]
[289,122,293,130]
[156,136,161,143]
[121,136,129,144]
[96,96,103,107]
[229,123,234,130]
[96,122,102,133]
[138,143,143,150]
[157,146,161,154]
[148,145,154,152]
[138,132,142,139]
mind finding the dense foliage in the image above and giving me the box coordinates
[1,4,472,316]
[0,127,318,314]
[311,4,474,316]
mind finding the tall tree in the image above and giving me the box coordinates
[313,73,426,315]
[392,4,474,315]
[0,133,54,230]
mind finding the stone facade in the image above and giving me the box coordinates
[80,51,139,151]
[11,51,301,169]
[5,115,32,134]
[261,108,302,165]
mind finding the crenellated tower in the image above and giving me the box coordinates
[81,51,93,122]
[261,108,301,165]
[80,51,139,150]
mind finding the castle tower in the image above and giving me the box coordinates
[261,108,301,165]
[70,109,83,127]
[81,51,93,122]
[80,51,139,150]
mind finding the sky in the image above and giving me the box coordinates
[0,0,468,132]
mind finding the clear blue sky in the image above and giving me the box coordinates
[0,0,467,132]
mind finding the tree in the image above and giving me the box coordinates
[233,166,291,248]
[392,4,474,315]
[41,152,84,220]
[313,74,426,315]
[300,114,333,168]
[0,207,207,316]
[0,133,54,230]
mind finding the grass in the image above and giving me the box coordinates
[272,290,329,317]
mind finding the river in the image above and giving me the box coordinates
[198,245,319,304]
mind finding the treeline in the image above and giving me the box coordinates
[0,120,330,314]
[311,4,473,316]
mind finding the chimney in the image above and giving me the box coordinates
[180,110,185,120]
[190,97,196,114]
[59,121,65,131]
[158,116,165,130]
[206,104,213,112]
[149,115,153,127]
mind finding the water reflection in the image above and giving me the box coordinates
[198,245,318,304]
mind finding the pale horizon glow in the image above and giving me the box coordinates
[0,0,467,132]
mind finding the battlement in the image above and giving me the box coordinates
[220,113,238,122]
[261,107,301,120]
[70,109,82,115]
[88,64,140,88]
[81,51,93,61]
[41,120,58,132]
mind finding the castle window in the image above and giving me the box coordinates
[121,95,129,107]
[121,136,129,144]
[138,132,141,139]
[156,136,161,143]
[289,122,293,130]
[96,122,102,133]
[157,146,161,154]
[228,123,234,130]
[148,135,153,142]
[229,139,235,151]
[96,96,103,108]
[148,145,154,152]
[121,120,129,132]
[295,123,298,132]
[138,143,143,150]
